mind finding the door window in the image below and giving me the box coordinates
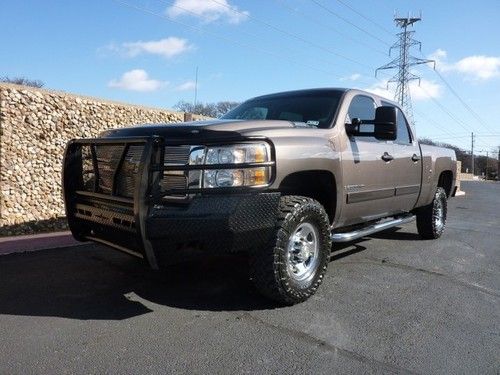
[381,101,412,145]
[346,95,377,141]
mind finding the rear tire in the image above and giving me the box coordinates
[249,195,331,305]
[416,187,447,239]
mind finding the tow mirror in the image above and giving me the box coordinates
[345,106,397,141]
[373,106,397,141]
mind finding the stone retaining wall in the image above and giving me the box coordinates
[0,83,197,236]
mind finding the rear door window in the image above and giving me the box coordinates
[381,101,412,145]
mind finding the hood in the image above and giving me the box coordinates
[99,119,296,141]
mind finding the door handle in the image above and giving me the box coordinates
[411,154,420,162]
[381,152,394,162]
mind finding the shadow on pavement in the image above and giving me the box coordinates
[0,245,278,320]
[0,227,417,320]
[368,227,421,241]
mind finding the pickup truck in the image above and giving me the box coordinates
[63,88,457,304]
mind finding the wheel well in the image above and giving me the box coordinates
[438,170,453,197]
[278,170,336,223]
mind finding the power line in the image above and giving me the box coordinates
[333,0,394,36]
[309,0,392,47]
[429,65,497,133]
[272,0,388,56]
[205,0,375,69]
[113,0,335,75]
[113,0,379,85]
[429,134,500,140]
[420,87,470,132]
[163,0,362,73]
[412,107,457,138]
[414,82,494,149]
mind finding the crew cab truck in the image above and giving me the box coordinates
[63,88,457,304]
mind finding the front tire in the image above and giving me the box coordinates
[416,187,447,239]
[250,196,331,305]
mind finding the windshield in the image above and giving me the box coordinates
[221,92,342,129]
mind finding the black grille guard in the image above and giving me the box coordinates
[62,135,276,269]
[63,136,163,269]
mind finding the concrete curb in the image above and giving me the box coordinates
[0,231,86,256]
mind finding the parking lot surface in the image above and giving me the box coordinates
[0,181,498,374]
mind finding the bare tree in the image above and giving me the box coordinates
[0,76,44,88]
[174,100,239,118]
[419,137,470,172]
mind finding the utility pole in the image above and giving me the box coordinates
[486,151,489,178]
[471,132,475,176]
[194,66,199,108]
[376,13,434,125]
[498,147,500,179]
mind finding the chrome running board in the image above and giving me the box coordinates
[331,215,415,243]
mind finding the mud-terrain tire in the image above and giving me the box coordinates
[249,195,332,305]
[416,187,447,239]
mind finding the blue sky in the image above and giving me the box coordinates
[2,0,500,152]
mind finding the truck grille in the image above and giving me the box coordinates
[80,143,193,200]
[162,145,192,198]
[81,144,144,198]
[164,146,191,165]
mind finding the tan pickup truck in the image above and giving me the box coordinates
[63,88,457,304]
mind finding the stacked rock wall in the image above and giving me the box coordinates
[0,83,192,235]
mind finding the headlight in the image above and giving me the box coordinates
[162,142,273,196]
[205,143,269,164]
[202,143,272,188]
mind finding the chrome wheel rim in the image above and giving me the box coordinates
[286,222,320,282]
[434,198,444,231]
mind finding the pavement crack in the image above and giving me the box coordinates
[241,312,418,375]
[341,258,500,298]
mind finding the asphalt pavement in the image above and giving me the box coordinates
[0,181,498,374]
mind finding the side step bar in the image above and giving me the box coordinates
[331,215,415,243]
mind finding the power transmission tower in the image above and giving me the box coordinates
[376,13,434,124]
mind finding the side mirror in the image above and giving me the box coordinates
[345,106,397,141]
[373,106,397,141]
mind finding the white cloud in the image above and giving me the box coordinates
[364,79,441,102]
[428,49,500,80]
[167,0,249,24]
[108,69,167,92]
[176,80,197,91]
[340,73,362,82]
[429,48,447,63]
[453,56,500,80]
[363,80,392,100]
[122,37,193,59]
[410,79,442,100]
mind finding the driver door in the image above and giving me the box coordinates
[340,95,397,226]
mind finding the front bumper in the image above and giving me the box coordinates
[148,193,279,266]
[63,136,279,268]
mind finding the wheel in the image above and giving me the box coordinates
[416,187,447,239]
[249,195,332,305]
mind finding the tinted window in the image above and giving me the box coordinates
[221,92,341,129]
[381,101,412,144]
[396,109,411,144]
[348,95,376,120]
[347,95,376,137]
